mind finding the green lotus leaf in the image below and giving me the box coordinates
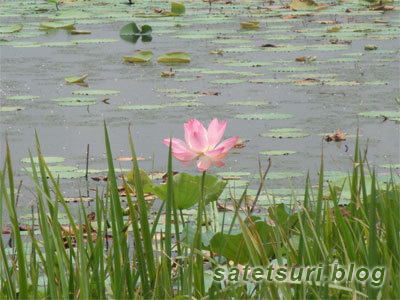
[171,2,185,15]
[40,21,75,29]
[235,113,295,120]
[0,24,23,34]
[123,51,154,63]
[152,173,226,209]
[157,52,190,63]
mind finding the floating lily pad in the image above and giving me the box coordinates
[249,78,294,84]
[260,150,296,156]
[379,164,400,169]
[235,113,295,120]
[216,172,251,177]
[269,66,319,72]
[210,79,246,84]
[228,101,270,106]
[0,106,25,112]
[324,80,360,86]
[171,2,185,15]
[58,101,96,107]
[0,24,23,34]
[21,156,65,164]
[240,21,259,29]
[157,52,190,63]
[260,132,309,138]
[72,39,118,44]
[123,51,154,63]
[225,61,273,67]
[65,74,88,84]
[156,88,187,93]
[323,171,349,182]
[72,90,120,95]
[40,21,75,30]
[289,0,319,11]
[5,95,39,100]
[266,172,304,180]
[118,105,164,110]
[23,165,78,173]
[269,128,302,133]
[359,111,400,121]
[51,97,96,103]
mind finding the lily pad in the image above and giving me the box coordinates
[240,21,259,29]
[235,113,295,120]
[228,101,270,106]
[123,51,153,63]
[72,90,120,95]
[51,97,96,103]
[260,132,309,138]
[216,171,251,177]
[379,164,400,169]
[5,95,39,100]
[0,106,25,112]
[210,79,246,84]
[289,0,319,11]
[0,24,23,34]
[171,2,185,15]
[260,150,296,156]
[65,74,88,84]
[157,52,190,63]
[266,172,304,180]
[58,101,96,107]
[21,156,65,164]
[152,173,226,209]
[118,105,164,110]
[359,111,400,121]
[40,21,75,30]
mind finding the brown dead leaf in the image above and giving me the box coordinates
[87,212,96,222]
[345,8,352,13]
[330,39,352,45]
[194,91,221,96]
[324,129,347,142]
[161,71,175,77]
[371,5,394,11]
[217,201,234,211]
[331,205,350,223]
[295,56,307,62]
[295,78,319,83]
[281,14,297,19]
[261,43,277,48]
[162,171,179,183]
[2,229,11,234]
[209,49,223,55]
[233,140,245,148]
[92,176,108,181]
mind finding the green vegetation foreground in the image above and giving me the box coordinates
[1,123,399,299]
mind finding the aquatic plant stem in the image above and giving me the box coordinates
[189,171,206,298]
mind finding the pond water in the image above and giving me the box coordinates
[1,0,399,213]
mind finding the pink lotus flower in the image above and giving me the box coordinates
[163,118,239,171]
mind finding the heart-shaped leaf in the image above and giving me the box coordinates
[152,173,226,209]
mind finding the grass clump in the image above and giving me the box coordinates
[0,127,399,299]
